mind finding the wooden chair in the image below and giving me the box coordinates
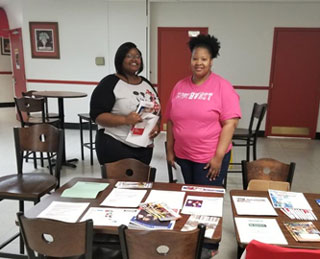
[78,113,96,166]
[242,158,295,190]
[22,90,59,119]
[0,124,63,257]
[232,103,267,162]
[118,224,206,259]
[14,96,59,127]
[17,212,93,259]
[101,158,156,182]
[247,179,290,191]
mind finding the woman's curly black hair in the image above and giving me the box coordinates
[188,34,221,59]
[114,42,144,76]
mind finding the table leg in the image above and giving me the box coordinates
[57,98,78,168]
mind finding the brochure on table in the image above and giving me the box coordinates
[181,196,223,217]
[182,185,225,194]
[145,190,186,210]
[235,217,288,245]
[268,190,312,210]
[232,196,277,216]
[37,201,90,223]
[115,181,153,189]
[61,181,109,199]
[101,188,147,207]
[181,215,220,239]
[284,221,320,242]
[81,207,139,226]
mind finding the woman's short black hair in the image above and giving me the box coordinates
[114,42,144,76]
[188,34,220,59]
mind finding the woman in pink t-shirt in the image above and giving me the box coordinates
[166,34,241,187]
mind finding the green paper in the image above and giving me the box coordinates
[61,181,109,199]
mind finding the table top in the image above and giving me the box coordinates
[34,91,87,98]
[230,189,320,250]
[25,177,224,244]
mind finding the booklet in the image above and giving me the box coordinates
[232,196,277,216]
[126,101,159,147]
[181,196,223,217]
[81,207,138,226]
[128,208,175,230]
[61,181,109,199]
[284,221,320,242]
[141,202,181,221]
[100,188,147,207]
[235,217,288,245]
[115,181,153,189]
[181,215,220,239]
[268,190,312,210]
[280,208,317,220]
[181,185,225,194]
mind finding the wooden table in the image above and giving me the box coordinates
[230,189,320,258]
[25,177,224,244]
[34,91,87,168]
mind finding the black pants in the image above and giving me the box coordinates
[95,129,153,165]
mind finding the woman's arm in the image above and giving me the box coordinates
[166,119,176,168]
[95,112,142,127]
[205,118,239,180]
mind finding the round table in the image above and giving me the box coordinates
[34,91,87,168]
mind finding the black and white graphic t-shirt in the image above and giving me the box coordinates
[90,74,160,147]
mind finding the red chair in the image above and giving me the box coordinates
[241,240,320,259]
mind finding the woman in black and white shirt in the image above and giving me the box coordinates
[90,42,161,165]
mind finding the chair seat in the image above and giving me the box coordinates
[233,128,255,138]
[0,173,57,201]
[25,117,59,125]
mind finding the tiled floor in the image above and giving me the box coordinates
[1,107,319,258]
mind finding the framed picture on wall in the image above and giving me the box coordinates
[1,37,11,55]
[29,22,60,59]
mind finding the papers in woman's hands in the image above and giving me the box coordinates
[126,101,159,147]
[101,188,147,207]
[232,196,277,216]
[181,196,223,217]
[37,201,90,223]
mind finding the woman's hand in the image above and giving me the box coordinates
[167,149,176,169]
[125,112,142,126]
[149,124,160,139]
[204,156,223,181]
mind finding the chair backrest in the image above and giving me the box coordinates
[118,224,205,259]
[14,96,46,126]
[247,179,290,191]
[101,158,156,182]
[248,103,267,134]
[242,239,320,259]
[22,90,52,118]
[242,158,295,190]
[17,212,93,259]
[14,124,63,187]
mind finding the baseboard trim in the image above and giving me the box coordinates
[0,102,15,108]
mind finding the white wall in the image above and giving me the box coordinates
[149,1,320,129]
[20,0,147,122]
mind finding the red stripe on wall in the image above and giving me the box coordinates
[234,86,269,90]
[27,79,99,85]
[0,71,12,74]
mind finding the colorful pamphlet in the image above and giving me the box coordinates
[181,196,223,217]
[316,199,320,207]
[268,190,312,210]
[281,208,317,220]
[128,209,175,230]
[141,202,181,221]
[115,181,153,189]
[181,215,220,239]
[284,221,320,242]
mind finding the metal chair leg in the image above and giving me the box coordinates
[79,117,84,160]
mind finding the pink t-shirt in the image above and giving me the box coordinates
[165,73,241,163]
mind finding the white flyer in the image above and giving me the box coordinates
[101,188,147,207]
[232,196,277,216]
[145,190,185,210]
[268,189,312,210]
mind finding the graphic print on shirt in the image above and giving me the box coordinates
[133,89,160,115]
[176,92,213,101]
